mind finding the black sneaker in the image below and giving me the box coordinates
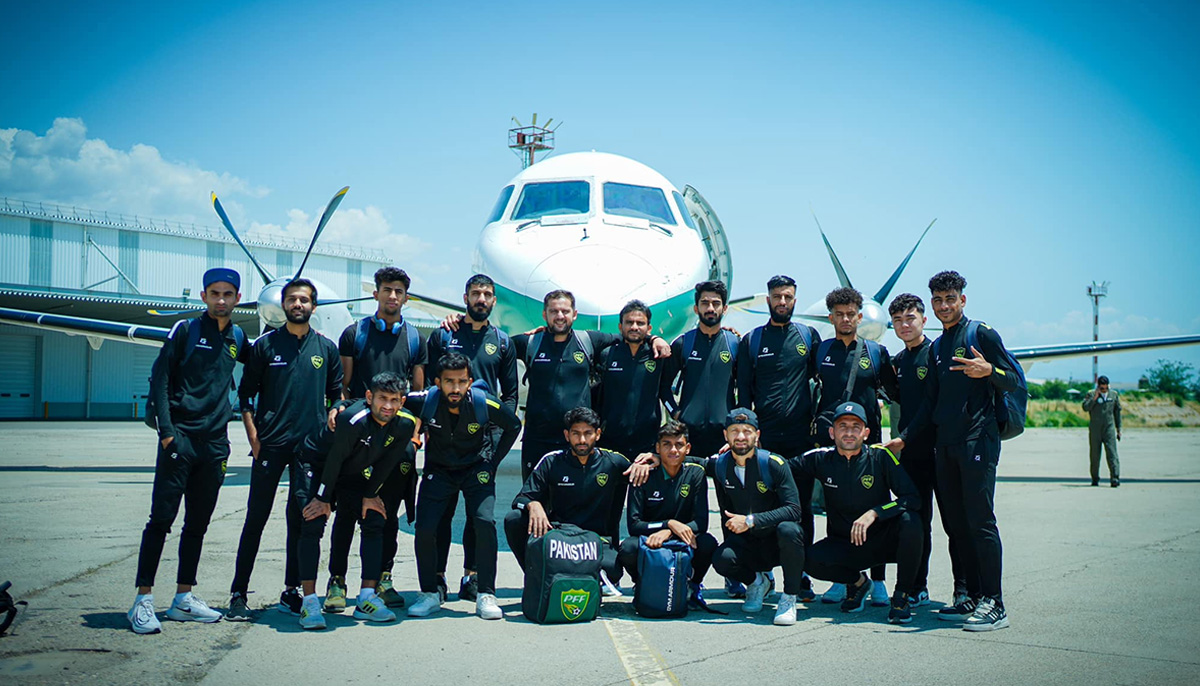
[1091,479,1099,487]
[937,594,978,622]
[458,574,478,602]
[963,596,1009,632]
[278,588,302,616]
[436,576,449,603]
[840,576,870,613]
[888,592,912,624]
[226,592,253,622]
[1111,478,1120,488]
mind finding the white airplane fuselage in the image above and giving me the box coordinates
[473,152,719,341]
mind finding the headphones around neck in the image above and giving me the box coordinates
[372,316,404,334]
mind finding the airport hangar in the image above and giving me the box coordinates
[0,197,394,420]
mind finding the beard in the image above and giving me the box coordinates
[699,311,723,327]
[571,443,592,457]
[769,307,794,324]
[286,308,313,324]
[467,303,493,322]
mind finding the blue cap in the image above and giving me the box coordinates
[203,267,241,291]
[724,407,759,430]
[832,401,868,425]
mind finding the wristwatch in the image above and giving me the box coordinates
[746,514,756,528]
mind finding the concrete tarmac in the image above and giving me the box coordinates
[0,424,1197,685]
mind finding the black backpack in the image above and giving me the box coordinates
[521,523,603,624]
[633,538,693,618]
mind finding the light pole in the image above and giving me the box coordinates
[1087,281,1109,383]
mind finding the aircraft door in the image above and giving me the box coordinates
[682,185,733,290]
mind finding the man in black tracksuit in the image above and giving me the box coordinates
[228,278,342,620]
[513,290,668,479]
[813,287,899,604]
[129,268,245,634]
[660,280,739,459]
[617,421,716,606]
[597,300,670,460]
[427,274,519,602]
[884,293,966,606]
[331,266,427,609]
[505,407,651,588]
[294,373,418,628]
[700,408,805,626]
[793,402,922,624]
[910,270,1020,632]
[736,275,820,601]
[404,353,522,620]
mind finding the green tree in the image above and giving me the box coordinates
[1145,359,1196,397]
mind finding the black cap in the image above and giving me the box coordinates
[203,267,241,291]
[723,407,759,430]
[832,401,868,425]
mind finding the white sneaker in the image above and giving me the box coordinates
[870,580,890,607]
[166,592,222,623]
[743,573,769,613]
[476,593,503,620]
[353,592,398,622]
[407,591,442,617]
[821,583,847,603]
[128,596,161,634]
[299,595,327,630]
[600,570,624,598]
[773,593,798,626]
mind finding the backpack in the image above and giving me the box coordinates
[748,323,815,372]
[144,318,247,430]
[633,538,693,618]
[353,316,420,371]
[715,448,775,491]
[674,328,740,394]
[521,523,603,624]
[418,381,491,428]
[523,330,599,388]
[964,321,1027,441]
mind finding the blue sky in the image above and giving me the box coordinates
[2,0,1198,383]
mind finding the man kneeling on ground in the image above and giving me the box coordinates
[295,372,417,630]
[504,407,651,595]
[618,420,718,609]
[792,402,922,624]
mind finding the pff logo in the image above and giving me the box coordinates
[561,588,591,621]
[679,484,691,498]
[796,342,807,356]
[485,342,498,355]
[756,481,768,494]
[477,471,490,484]
[861,475,875,489]
[644,360,657,373]
[719,350,732,363]
[859,355,871,370]
[311,355,324,369]
[467,423,481,435]
[228,344,238,359]
[917,366,928,380]
[573,351,587,364]
[596,473,609,487]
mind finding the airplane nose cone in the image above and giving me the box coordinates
[860,301,887,342]
[526,244,663,314]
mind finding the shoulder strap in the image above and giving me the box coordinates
[965,320,981,355]
[494,327,510,355]
[354,317,372,358]
[521,331,544,383]
[404,321,420,370]
[755,449,774,491]
[681,329,697,359]
[722,329,739,360]
[470,386,490,425]
[573,330,594,361]
[816,337,834,362]
[840,340,865,403]
[179,318,204,365]
[792,323,812,354]
[865,340,882,378]
[231,324,247,354]
[749,326,763,370]
[420,386,441,424]
[715,452,729,483]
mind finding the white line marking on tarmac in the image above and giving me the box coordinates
[603,617,680,686]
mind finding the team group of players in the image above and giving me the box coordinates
[128,264,1017,633]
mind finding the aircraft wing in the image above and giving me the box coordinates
[0,306,169,348]
[404,291,466,324]
[1011,335,1200,364]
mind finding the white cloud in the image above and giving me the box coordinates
[0,117,266,219]
[1008,307,1194,346]
[0,117,429,265]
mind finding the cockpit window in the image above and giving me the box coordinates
[485,185,514,224]
[672,191,697,230]
[603,182,676,225]
[511,181,591,220]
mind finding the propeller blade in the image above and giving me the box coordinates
[872,218,937,305]
[294,186,349,280]
[211,192,274,284]
[811,210,853,289]
[320,295,376,307]
[532,112,538,126]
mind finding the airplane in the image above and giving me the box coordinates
[1,149,1197,375]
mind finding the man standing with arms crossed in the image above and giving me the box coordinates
[129,268,245,634]
[328,266,427,611]
[1083,375,1121,487]
[227,278,343,621]
[427,274,519,603]
[736,275,821,602]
